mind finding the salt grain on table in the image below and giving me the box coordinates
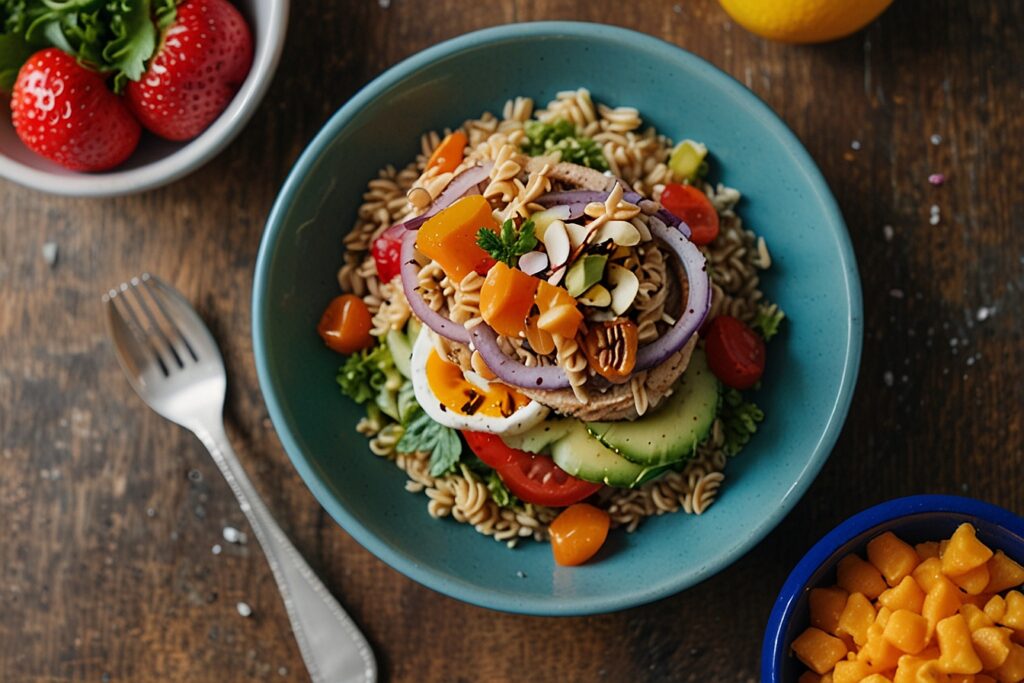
[883,371,894,387]
[930,134,942,145]
[223,526,247,544]
[236,601,252,617]
[976,306,993,321]
[883,224,894,241]
[212,544,222,555]
[850,140,862,150]
[41,242,58,267]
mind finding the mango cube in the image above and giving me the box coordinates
[831,658,871,683]
[935,614,983,674]
[942,524,994,577]
[994,643,1024,683]
[837,554,887,600]
[810,586,849,635]
[971,626,1013,669]
[837,592,877,646]
[793,627,849,675]
[985,552,1024,594]
[998,590,1024,630]
[960,603,994,632]
[924,578,964,632]
[884,609,931,654]
[879,576,927,614]
[869,531,922,586]
[985,595,1007,623]
[952,562,992,596]
[915,557,947,593]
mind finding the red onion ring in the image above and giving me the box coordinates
[399,230,471,343]
[469,325,572,390]
[396,163,492,231]
[635,216,711,370]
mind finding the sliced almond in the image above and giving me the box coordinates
[541,219,570,268]
[594,220,641,247]
[518,250,548,275]
[579,284,611,308]
[547,266,566,286]
[530,205,571,239]
[565,222,593,250]
[631,216,652,242]
[607,263,640,315]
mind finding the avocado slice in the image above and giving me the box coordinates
[587,348,719,467]
[565,254,607,297]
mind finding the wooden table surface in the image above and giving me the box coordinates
[2,1,1022,681]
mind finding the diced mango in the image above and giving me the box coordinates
[918,542,942,561]
[985,552,1024,594]
[971,626,1013,670]
[885,609,932,654]
[837,554,888,600]
[936,614,983,674]
[993,643,1024,683]
[880,576,927,614]
[916,558,948,593]
[894,654,948,683]
[533,280,582,339]
[985,595,1007,623]
[942,524,994,577]
[962,593,996,609]
[860,623,903,671]
[924,578,965,632]
[832,658,872,683]
[838,592,877,647]
[417,195,499,281]
[999,591,1024,630]
[960,603,994,632]
[869,532,922,587]
[479,261,540,337]
[878,606,893,629]
[811,586,850,635]
[953,563,992,596]
[792,627,849,675]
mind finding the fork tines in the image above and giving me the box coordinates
[103,274,197,377]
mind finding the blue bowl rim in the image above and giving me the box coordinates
[761,494,1024,681]
[252,20,864,616]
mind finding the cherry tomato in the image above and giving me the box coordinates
[462,431,601,507]
[372,224,405,283]
[660,182,720,246]
[317,294,374,355]
[549,503,611,566]
[704,315,766,390]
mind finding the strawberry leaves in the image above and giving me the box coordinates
[0,0,178,93]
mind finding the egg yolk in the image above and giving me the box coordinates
[425,349,530,418]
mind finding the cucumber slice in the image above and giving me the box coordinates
[387,328,413,380]
[587,348,719,466]
[668,139,708,181]
[549,420,665,488]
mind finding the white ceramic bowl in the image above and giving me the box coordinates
[0,0,288,197]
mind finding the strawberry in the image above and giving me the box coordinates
[125,0,253,141]
[11,48,141,172]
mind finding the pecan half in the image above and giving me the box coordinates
[582,319,639,384]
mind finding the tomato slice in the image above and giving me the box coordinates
[704,315,766,390]
[462,431,601,507]
[660,182,720,246]
[371,224,405,283]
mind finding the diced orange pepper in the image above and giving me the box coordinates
[426,131,467,174]
[417,195,499,281]
[534,280,582,339]
[480,261,540,338]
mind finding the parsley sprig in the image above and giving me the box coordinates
[521,119,608,171]
[397,411,462,477]
[752,302,786,342]
[476,218,538,268]
[719,389,764,457]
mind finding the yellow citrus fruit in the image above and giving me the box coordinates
[717,0,894,44]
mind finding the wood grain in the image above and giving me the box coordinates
[1,1,1022,680]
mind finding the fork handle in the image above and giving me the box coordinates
[192,420,376,683]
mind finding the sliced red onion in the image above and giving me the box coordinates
[635,216,711,370]
[469,325,572,390]
[399,230,470,343]
[536,189,691,238]
[396,163,492,231]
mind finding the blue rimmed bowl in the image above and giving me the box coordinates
[252,21,862,615]
[762,495,1024,681]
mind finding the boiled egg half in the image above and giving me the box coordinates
[410,327,549,435]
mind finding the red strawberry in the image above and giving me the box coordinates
[11,48,141,172]
[125,0,253,141]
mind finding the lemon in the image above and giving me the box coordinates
[717,0,894,44]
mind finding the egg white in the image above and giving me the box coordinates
[410,327,549,435]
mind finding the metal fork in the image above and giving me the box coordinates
[103,273,376,683]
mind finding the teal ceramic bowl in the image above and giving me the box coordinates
[253,22,863,615]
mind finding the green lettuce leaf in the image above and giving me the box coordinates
[396,411,462,477]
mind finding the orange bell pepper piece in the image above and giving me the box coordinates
[417,195,499,282]
[534,280,583,339]
[480,262,539,338]
[426,131,467,175]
